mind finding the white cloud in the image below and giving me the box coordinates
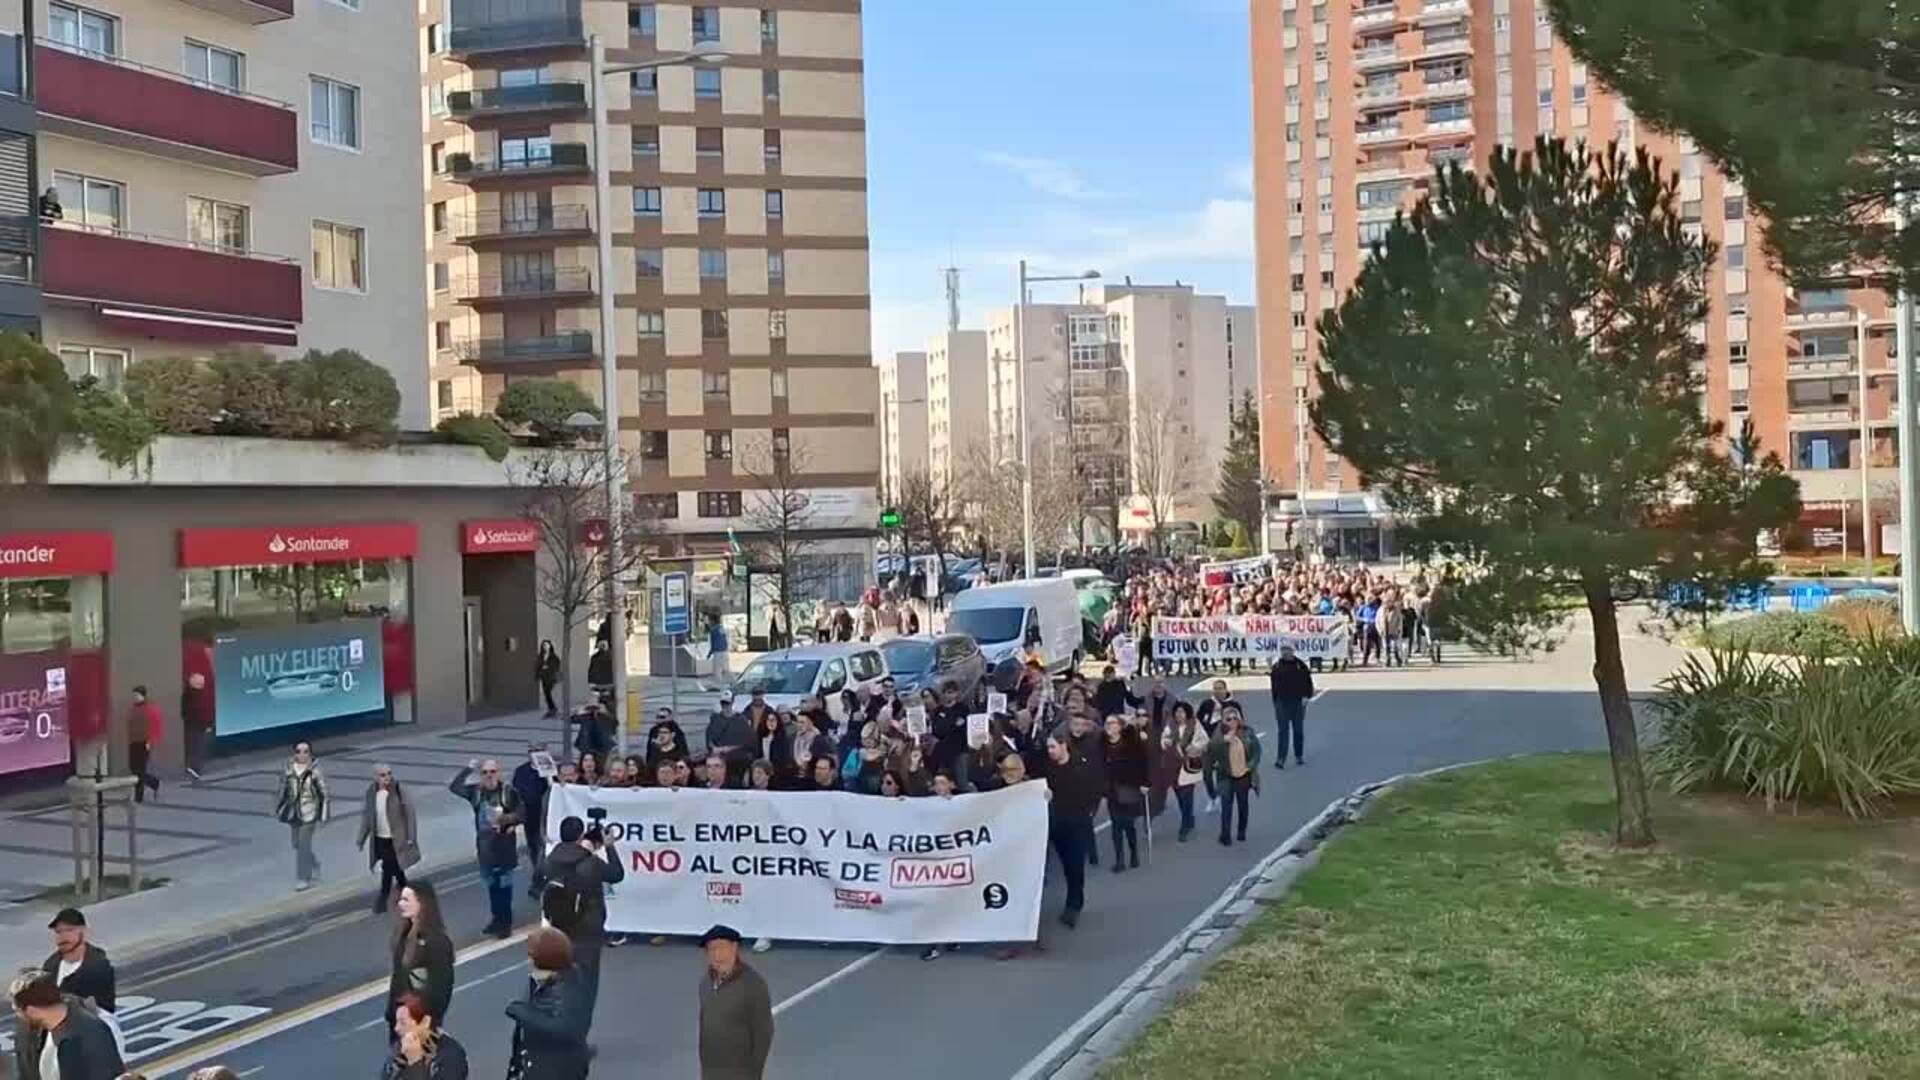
[1226,160,1255,194]
[980,150,1128,202]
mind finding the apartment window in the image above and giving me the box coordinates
[1359,219,1393,246]
[765,189,784,219]
[704,430,733,461]
[634,187,662,216]
[699,248,727,279]
[637,311,665,337]
[772,427,790,460]
[769,309,787,340]
[1291,312,1307,329]
[501,134,552,168]
[1285,123,1299,142]
[430,84,447,118]
[701,309,729,338]
[58,345,128,391]
[1788,378,1852,410]
[764,130,781,162]
[436,380,453,410]
[1725,196,1746,220]
[634,125,660,155]
[763,69,780,101]
[1294,352,1307,369]
[1289,272,1305,290]
[330,0,361,8]
[1795,432,1852,471]
[434,321,451,351]
[432,261,450,293]
[629,3,656,35]
[1427,99,1469,123]
[704,370,730,398]
[770,368,788,399]
[761,9,778,43]
[49,2,117,55]
[698,188,726,218]
[631,69,657,95]
[430,142,446,174]
[432,201,447,233]
[1730,341,1749,364]
[188,196,249,253]
[698,491,742,518]
[311,220,365,291]
[696,127,724,158]
[638,370,667,403]
[1727,293,1749,317]
[1425,59,1468,83]
[637,493,679,520]
[767,250,784,280]
[692,6,721,42]
[426,23,445,55]
[636,248,664,278]
[640,431,668,459]
[694,68,722,99]
[1681,199,1702,221]
[53,171,124,231]
[186,40,244,92]
[1727,244,1747,270]
[310,75,361,149]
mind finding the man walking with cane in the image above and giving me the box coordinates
[1268,644,1313,769]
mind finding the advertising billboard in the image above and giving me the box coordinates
[211,619,386,735]
[0,649,71,777]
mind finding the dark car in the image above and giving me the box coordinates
[880,634,987,703]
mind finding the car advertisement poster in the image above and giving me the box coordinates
[211,619,386,735]
[0,649,70,777]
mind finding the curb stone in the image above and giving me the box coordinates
[1039,757,1513,1080]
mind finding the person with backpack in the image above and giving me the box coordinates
[540,816,624,1017]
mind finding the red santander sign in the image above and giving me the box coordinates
[463,519,540,554]
[0,531,115,579]
[179,523,418,568]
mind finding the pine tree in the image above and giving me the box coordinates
[1549,0,1920,288]
[1313,138,1800,847]
[1212,391,1264,548]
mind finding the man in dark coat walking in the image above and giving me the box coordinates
[1268,644,1315,768]
[697,924,774,1080]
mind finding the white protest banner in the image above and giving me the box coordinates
[546,782,1047,944]
[1199,554,1274,589]
[1151,614,1350,663]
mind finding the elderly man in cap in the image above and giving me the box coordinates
[697,924,773,1080]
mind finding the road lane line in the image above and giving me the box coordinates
[770,948,885,1015]
[139,929,531,1078]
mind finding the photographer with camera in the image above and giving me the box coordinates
[539,812,624,1015]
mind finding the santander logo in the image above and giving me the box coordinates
[268,532,351,556]
[0,545,56,567]
[267,534,288,554]
[473,525,537,548]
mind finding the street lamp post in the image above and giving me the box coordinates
[1014,260,1100,579]
[589,37,727,755]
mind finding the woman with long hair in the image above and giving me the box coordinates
[535,640,561,718]
[577,753,600,788]
[1164,701,1208,842]
[384,992,468,1079]
[386,883,454,1038]
[1102,713,1149,871]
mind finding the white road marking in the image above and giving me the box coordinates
[770,948,886,1015]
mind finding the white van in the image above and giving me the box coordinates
[948,579,1083,683]
[730,643,889,726]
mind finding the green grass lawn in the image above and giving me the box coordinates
[1104,754,1920,1080]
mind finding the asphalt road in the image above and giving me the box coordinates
[106,627,1680,1079]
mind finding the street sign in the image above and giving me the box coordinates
[662,571,692,636]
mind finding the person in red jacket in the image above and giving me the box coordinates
[128,685,163,803]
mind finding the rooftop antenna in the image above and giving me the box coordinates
[940,264,962,333]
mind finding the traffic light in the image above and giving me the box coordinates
[879,507,902,529]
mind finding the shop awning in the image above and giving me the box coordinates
[96,304,299,346]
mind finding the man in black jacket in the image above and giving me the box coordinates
[542,816,625,1014]
[511,744,552,898]
[1040,731,1103,928]
[1268,645,1315,769]
[11,975,123,1080]
[449,760,525,938]
[41,908,115,1018]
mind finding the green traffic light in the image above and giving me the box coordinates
[879,508,901,528]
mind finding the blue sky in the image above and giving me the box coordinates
[863,0,1254,361]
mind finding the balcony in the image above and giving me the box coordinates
[447,82,588,120]
[43,224,301,344]
[1789,405,1858,428]
[453,268,594,306]
[1418,0,1470,20]
[36,43,298,175]
[452,205,592,246]
[447,17,586,60]
[174,0,292,22]
[452,333,597,368]
[1414,77,1472,101]
[1354,45,1407,72]
[1787,306,1855,330]
[1416,32,1473,60]
[1788,355,1857,377]
[1415,116,1474,140]
[1357,124,1407,145]
[1353,3,1404,30]
[445,143,590,184]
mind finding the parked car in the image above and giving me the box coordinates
[880,634,987,703]
[731,643,889,727]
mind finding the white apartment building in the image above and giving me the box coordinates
[29,0,429,425]
[924,328,985,494]
[876,348,925,502]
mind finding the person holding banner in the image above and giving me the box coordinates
[1206,705,1263,847]
[1042,731,1104,928]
